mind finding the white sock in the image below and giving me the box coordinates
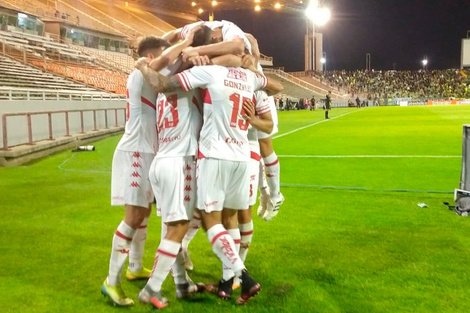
[222,228,241,281]
[263,152,281,197]
[147,239,181,292]
[171,249,188,285]
[258,161,270,196]
[182,211,202,251]
[128,217,148,272]
[207,224,245,277]
[108,221,135,286]
[239,221,254,262]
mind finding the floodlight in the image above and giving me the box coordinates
[274,3,281,9]
[191,2,196,7]
[305,6,331,26]
[422,59,428,66]
[255,4,261,11]
[198,8,203,14]
[212,1,218,6]
[320,57,326,64]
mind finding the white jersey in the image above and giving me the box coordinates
[177,65,267,161]
[248,90,271,156]
[180,20,252,54]
[116,70,157,154]
[155,89,202,158]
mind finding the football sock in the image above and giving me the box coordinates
[182,211,202,251]
[128,217,148,272]
[258,161,270,196]
[147,239,181,292]
[207,224,245,277]
[239,221,254,262]
[108,221,136,286]
[222,228,241,281]
[171,249,188,285]
[263,152,281,197]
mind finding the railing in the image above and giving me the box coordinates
[264,68,346,99]
[2,108,126,150]
[0,87,125,101]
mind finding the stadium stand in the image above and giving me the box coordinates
[315,69,470,99]
[265,68,346,100]
[0,54,109,95]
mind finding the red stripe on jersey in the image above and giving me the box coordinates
[199,88,212,105]
[141,96,156,110]
[115,230,133,241]
[157,249,178,258]
[251,151,261,161]
[256,107,271,115]
[265,159,279,167]
[211,231,229,246]
[240,230,253,236]
[177,73,190,91]
[198,150,206,159]
[233,239,241,244]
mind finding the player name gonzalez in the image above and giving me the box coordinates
[224,80,253,92]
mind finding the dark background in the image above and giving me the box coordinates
[202,0,470,71]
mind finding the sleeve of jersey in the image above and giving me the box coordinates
[255,91,271,115]
[253,73,268,91]
[176,67,213,92]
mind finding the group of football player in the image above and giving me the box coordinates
[101,20,285,309]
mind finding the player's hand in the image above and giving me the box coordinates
[185,25,202,45]
[188,55,211,66]
[181,47,199,62]
[241,54,262,75]
[242,98,255,122]
[135,57,150,70]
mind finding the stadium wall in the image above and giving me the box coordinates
[0,100,125,166]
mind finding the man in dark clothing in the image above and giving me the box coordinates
[310,96,316,111]
[325,91,331,119]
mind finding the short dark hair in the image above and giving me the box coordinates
[192,25,212,47]
[137,36,170,57]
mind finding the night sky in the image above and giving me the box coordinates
[205,0,470,71]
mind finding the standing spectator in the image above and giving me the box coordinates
[310,95,316,111]
[325,91,331,119]
[355,96,361,108]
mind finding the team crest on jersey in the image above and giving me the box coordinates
[227,68,247,82]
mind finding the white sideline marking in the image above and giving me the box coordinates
[272,109,361,140]
[277,155,460,158]
[58,153,110,174]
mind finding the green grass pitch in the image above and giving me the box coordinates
[1,105,470,312]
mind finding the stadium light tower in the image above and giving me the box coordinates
[304,0,331,72]
[422,57,428,71]
[320,52,326,71]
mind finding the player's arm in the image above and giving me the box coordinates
[161,29,180,45]
[242,98,273,134]
[244,33,260,65]
[264,78,283,96]
[136,60,180,93]
[181,38,245,62]
[148,26,201,72]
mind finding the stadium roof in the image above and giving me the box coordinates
[134,0,307,15]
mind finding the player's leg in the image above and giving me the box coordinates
[139,220,189,309]
[221,161,261,304]
[181,209,202,270]
[126,205,152,280]
[257,160,270,217]
[259,137,284,221]
[102,151,153,306]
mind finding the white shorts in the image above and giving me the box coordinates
[197,158,250,212]
[149,156,196,223]
[248,152,261,206]
[257,96,279,139]
[111,150,154,207]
